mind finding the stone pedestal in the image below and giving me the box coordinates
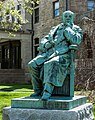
[11,96,87,110]
[2,96,94,120]
[3,103,94,120]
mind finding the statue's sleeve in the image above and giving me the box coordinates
[38,25,60,52]
[42,26,59,49]
[64,26,83,45]
[37,36,49,52]
[37,33,53,52]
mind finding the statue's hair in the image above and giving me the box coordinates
[63,10,74,16]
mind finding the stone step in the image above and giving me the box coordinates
[0,69,25,73]
[0,69,29,84]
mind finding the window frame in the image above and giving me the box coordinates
[53,0,59,18]
[34,7,39,23]
[33,38,39,57]
[87,0,95,11]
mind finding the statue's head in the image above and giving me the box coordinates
[62,11,74,25]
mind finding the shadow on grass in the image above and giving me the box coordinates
[0,84,33,92]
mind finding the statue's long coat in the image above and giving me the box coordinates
[30,23,83,88]
[40,23,83,86]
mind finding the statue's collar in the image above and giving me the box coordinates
[62,23,74,26]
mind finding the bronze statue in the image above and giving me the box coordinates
[28,11,83,100]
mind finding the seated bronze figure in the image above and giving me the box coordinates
[28,11,83,100]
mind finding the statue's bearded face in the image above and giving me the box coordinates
[62,11,74,25]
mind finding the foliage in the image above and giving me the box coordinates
[0,0,39,33]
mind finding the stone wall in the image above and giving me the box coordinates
[33,0,88,58]
[33,0,87,41]
[32,0,95,89]
[75,12,95,90]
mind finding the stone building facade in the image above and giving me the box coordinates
[32,0,95,90]
[33,0,87,57]
[0,0,32,83]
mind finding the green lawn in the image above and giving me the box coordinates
[0,92,32,120]
[0,84,95,119]
[0,84,33,120]
[0,84,33,92]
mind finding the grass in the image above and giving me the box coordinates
[94,105,95,118]
[0,92,32,120]
[0,84,95,119]
[0,84,33,120]
[0,84,33,92]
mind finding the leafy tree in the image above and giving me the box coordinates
[0,0,39,34]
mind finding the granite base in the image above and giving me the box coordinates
[3,103,94,120]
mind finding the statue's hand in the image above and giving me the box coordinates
[65,23,72,28]
[45,41,54,49]
[64,27,75,40]
[45,42,52,49]
[37,46,46,52]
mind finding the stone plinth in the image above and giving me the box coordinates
[3,103,94,120]
[11,96,87,110]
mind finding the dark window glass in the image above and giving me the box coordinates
[34,8,39,23]
[1,41,21,69]
[17,4,21,24]
[34,38,39,44]
[0,16,2,21]
[12,16,15,23]
[6,12,10,21]
[34,38,39,56]
[11,7,15,23]
[17,4,21,10]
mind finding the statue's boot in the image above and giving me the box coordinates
[41,83,54,100]
[30,90,42,97]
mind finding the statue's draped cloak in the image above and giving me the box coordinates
[33,23,82,88]
[43,53,71,87]
[37,24,82,86]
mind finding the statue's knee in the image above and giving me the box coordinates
[44,60,57,66]
[28,60,37,69]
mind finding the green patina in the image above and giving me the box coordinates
[28,10,83,100]
[11,96,87,110]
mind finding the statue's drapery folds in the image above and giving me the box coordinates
[28,11,83,100]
